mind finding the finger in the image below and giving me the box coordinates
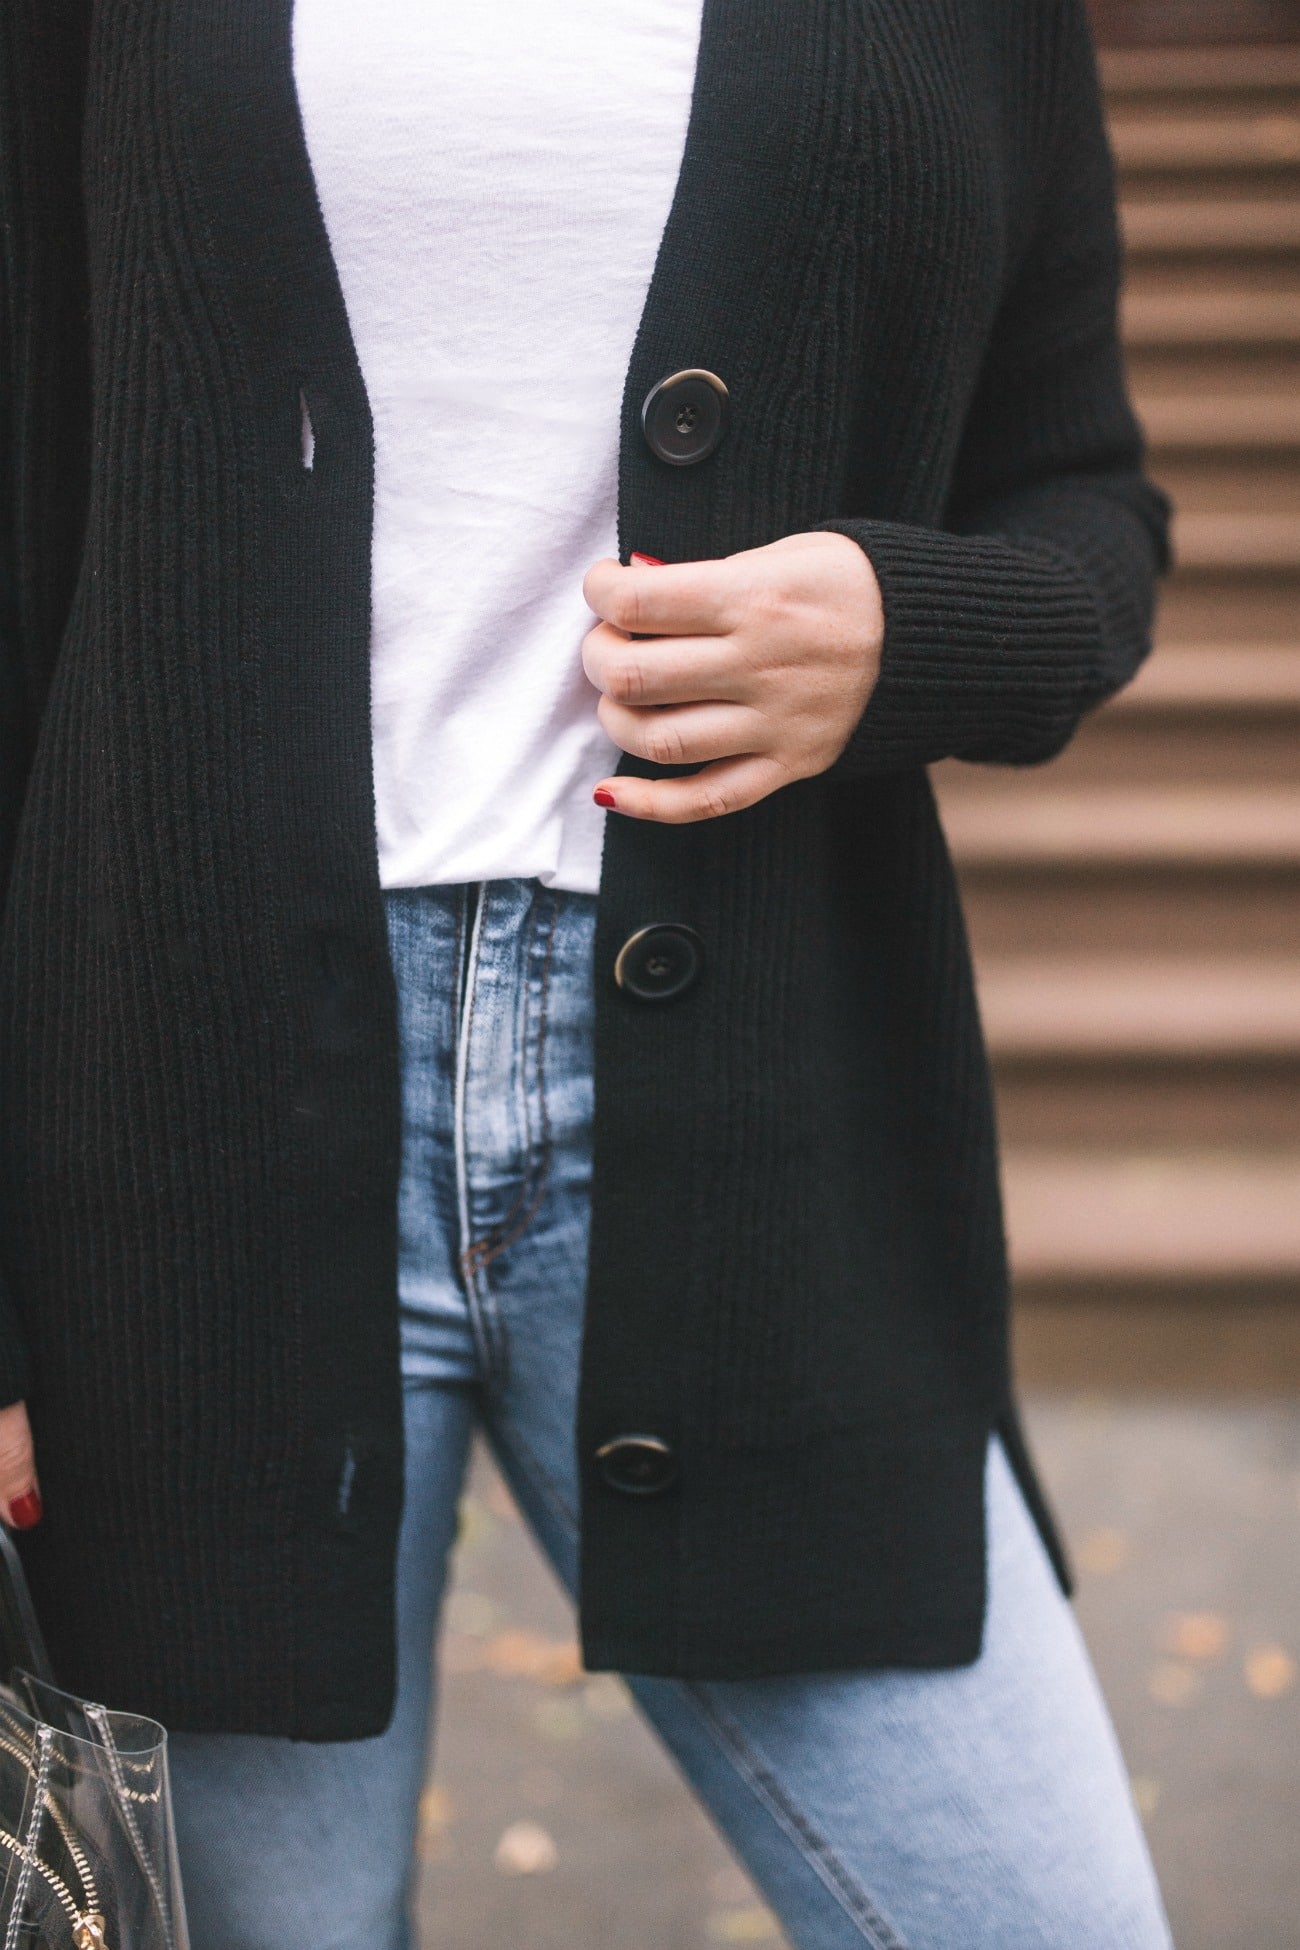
[582,554,739,640]
[596,696,766,769]
[593,754,788,825]
[0,1402,42,1529]
[583,622,750,708]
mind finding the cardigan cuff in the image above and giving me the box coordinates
[812,517,1105,777]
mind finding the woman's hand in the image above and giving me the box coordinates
[582,530,883,824]
[0,1402,42,1529]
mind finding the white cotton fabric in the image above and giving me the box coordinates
[292,0,704,892]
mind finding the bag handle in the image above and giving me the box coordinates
[0,1529,55,1688]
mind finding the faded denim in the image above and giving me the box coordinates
[169,879,1173,1950]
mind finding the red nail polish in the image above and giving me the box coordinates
[8,1490,43,1531]
[629,552,664,566]
[593,787,618,809]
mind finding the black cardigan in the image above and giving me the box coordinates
[0,0,1169,1738]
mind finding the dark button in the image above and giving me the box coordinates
[641,369,730,467]
[595,1435,679,1496]
[613,923,702,1002]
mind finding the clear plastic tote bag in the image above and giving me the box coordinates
[0,1528,189,1950]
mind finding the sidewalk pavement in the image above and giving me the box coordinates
[416,1396,1300,1950]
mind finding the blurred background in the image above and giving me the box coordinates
[416,8,1300,1945]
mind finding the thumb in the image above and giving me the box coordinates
[0,1402,42,1530]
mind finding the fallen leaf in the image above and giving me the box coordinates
[420,1784,453,1824]
[1157,1613,1229,1662]
[706,1905,780,1942]
[417,1784,455,1862]
[1148,1662,1202,1708]
[494,1820,558,1876]
[485,1628,557,1677]
[482,1629,583,1686]
[1076,1529,1132,1577]
[454,1497,494,1549]
[538,1643,584,1686]
[1244,1645,1297,1700]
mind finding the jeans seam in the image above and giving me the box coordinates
[461,888,558,1275]
[452,884,503,1384]
[677,1686,913,1950]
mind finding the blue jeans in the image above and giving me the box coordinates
[168,880,1172,1950]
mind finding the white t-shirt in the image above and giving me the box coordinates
[292,0,704,893]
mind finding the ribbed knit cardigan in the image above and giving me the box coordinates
[0,0,1169,1738]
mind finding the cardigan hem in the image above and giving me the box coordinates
[575,1409,1057,1684]
[580,1615,988,1682]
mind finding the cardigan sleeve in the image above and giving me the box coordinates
[0,0,93,1408]
[815,0,1171,778]
[0,553,30,1404]
[0,584,33,1408]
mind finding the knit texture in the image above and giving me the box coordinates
[0,0,1168,1735]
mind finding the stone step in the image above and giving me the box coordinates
[1101,45,1300,95]
[1003,1148,1300,1281]
[1155,576,1300,643]
[1138,389,1300,445]
[995,1062,1300,1150]
[1112,110,1300,172]
[1128,348,1300,393]
[1122,196,1300,254]
[962,874,1300,960]
[1110,642,1300,709]
[977,955,1300,1057]
[1005,713,1298,794]
[1172,509,1300,567]
[1157,456,1300,517]
[939,785,1300,867]
[980,58,1300,1306]
[1123,283,1300,344]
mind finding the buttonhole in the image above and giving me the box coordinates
[299,389,316,472]
[337,1439,356,1517]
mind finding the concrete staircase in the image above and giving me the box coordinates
[932,45,1300,1346]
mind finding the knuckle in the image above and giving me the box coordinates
[642,720,684,766]
[583,640,611,696]
[747,581,793,634]
[698,782,735,821]
[0,1434,34,1483]
[607,658,647,706]
[605,589,640,636]
[0,1420,32,1459]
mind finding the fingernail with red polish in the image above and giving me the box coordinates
[8,1490,43,1531]
[593,787,618,809]
[629,552,663,567]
